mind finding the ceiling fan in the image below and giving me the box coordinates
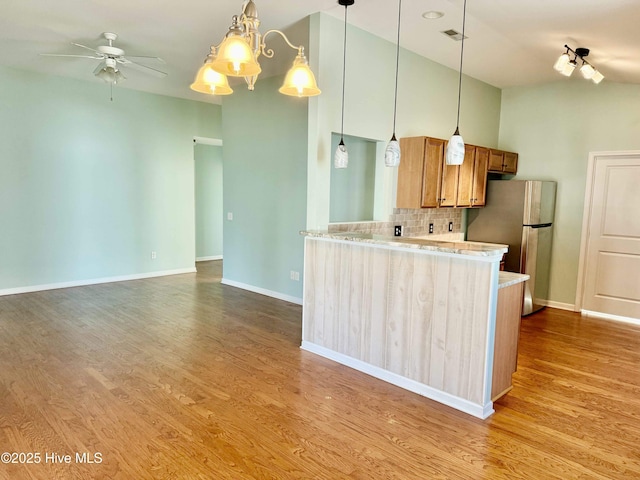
[40,32,167,85]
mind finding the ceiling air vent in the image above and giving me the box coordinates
[442,29,467,41]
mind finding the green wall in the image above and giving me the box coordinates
[195,144,223,260]
[307,12,502,230]
[221,75,309,301]
[0,66,221,291]
[499,79,640,307]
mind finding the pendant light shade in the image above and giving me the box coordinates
[335,139,348,169]
[385,135,401,167]
[190,49,233,95]
[446,127,465,165]
[334,0,354,169]
[279,51,321,97]
[385,0,402,168]
[445,0,467,166]
[211,16,262,77]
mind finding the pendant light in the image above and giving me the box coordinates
[334,0,354,169]
[445,0,468,166]
[384,0,402,168]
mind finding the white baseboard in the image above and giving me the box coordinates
[301,341,494,420]
[0,268,197,297]
[581,309,640,327]
[196,255,223,262]
[220,278,303,305]
[536,299,577,312]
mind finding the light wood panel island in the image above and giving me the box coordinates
[300,231,528,419]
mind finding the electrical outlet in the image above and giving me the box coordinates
[290,270,300,281]
[449,221,453,232]
[394,225,402,237]
[429,223,434,234]
[227,212,233,220]
[151,251,157,260]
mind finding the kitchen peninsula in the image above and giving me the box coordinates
[300,231,528,419]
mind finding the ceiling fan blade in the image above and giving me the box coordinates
[71,42,101,54]
[125,55,166,64]
[123,60,168,78]
[40,53,102,59]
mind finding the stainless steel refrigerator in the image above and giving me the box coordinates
[466,180,557,315]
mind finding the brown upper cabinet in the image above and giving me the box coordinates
[397,136,497,209]
[397,136,443,209]
[457,146,489,207]
[488,149,518,174]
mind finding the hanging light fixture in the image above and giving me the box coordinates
[192,0,321,97]
[334,0,354,169]
[553,45,604,84]
[384,0,403,168]
[445,0,468,166]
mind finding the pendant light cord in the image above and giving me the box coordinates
[391,0,402,137]
[339,4,348,143]
[455,0,467,131]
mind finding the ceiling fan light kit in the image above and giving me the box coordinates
[554,45,604,84]
[191,0,321,97]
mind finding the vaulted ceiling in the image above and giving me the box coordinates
[2,0,638,103]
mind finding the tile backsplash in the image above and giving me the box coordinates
[328,208,463,237]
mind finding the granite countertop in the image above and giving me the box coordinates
[301,230,508,257]
[498,271,530,288]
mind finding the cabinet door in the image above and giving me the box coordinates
[396,137,426,209]
[471,147,489,206]
[488,149,504,172]
[503,152,518,174]
[440,145,459,207]
[421,138,444,208]
[456,145,477,207]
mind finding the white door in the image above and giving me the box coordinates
[579,152,640,321]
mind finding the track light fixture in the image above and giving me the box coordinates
[553,45,604,84]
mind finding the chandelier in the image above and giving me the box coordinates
[191,1,321,97]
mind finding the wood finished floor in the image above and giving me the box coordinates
[0,260,639,479]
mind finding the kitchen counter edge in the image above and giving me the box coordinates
[300,230,508,257]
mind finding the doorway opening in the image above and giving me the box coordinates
[194,137,223,267]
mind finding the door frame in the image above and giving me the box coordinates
[575,150,640,323]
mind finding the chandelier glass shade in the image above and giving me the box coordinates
[278,52,321,97]
[190,48,233,95]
